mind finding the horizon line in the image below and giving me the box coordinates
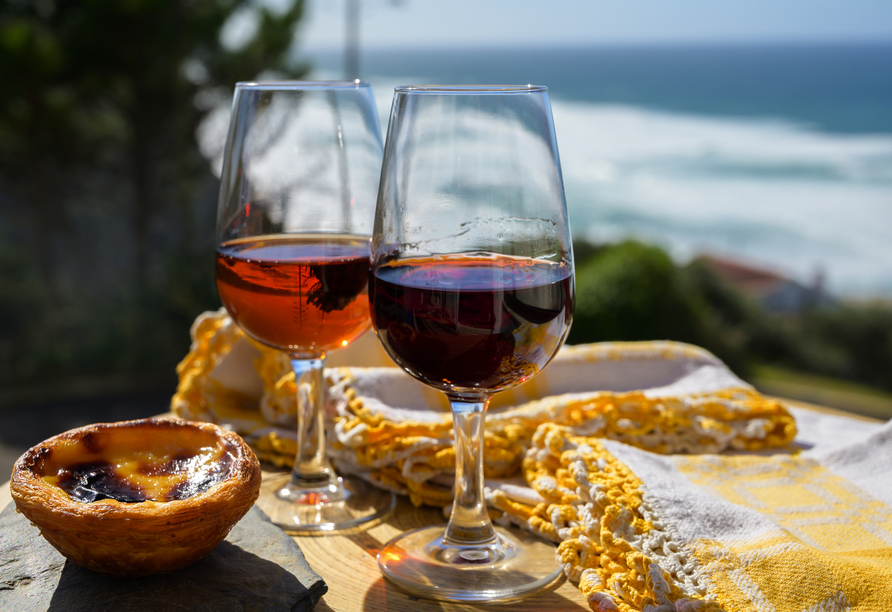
[298,37,892,55]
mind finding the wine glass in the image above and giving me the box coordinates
[370,85,575,601]
[215,81,395,532]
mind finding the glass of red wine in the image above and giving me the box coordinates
[215,81,395,532]
[371,85,575,601]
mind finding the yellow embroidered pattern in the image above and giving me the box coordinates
[673,454,892,611]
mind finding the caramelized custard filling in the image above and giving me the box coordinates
[36,424,237,503]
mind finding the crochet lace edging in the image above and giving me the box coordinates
[516,423,727,612]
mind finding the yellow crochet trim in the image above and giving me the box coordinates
[522,423,725,612]
[171,310,241,423]
[327,368,795,507]
[491,387,796,454]
[172,311,794,469]
[171,313,796,512]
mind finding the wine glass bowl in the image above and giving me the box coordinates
[215,81,395,532]
[371,85,574,601]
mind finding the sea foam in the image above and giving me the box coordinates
[549,100,892,297]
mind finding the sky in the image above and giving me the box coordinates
[295,0,892,53]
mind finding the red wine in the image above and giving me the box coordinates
[216,234,371,354]
[370,253,573,394]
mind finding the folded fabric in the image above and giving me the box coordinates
[171,310,796,507]
[321,350,796,509]
[521,420,892,612]
[172,310,892,610]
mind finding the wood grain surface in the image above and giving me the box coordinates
[290,492,588,612]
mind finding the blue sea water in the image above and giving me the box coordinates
[305,44,892,298]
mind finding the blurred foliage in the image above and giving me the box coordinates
[794,304,892,391]
[569,240,892,394]
[0,0,307,389]
[568,240,749,374]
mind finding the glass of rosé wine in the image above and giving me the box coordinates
[371,85,575,601]
[215,81,395,533]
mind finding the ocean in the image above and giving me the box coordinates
[304,43,892,298]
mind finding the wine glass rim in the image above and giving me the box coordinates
[393,84,548,94]
[234,79,370,90]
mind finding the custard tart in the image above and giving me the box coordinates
[10,418,261,578]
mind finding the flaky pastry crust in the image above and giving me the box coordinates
[10,418,261,578]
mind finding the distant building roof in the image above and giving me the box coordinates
[696,254,789,298]
[696,254,833,313]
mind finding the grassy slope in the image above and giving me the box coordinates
[750,364,892,421]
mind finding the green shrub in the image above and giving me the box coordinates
[568,240,748,373]
[569,239,892,393]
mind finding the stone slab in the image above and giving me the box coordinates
[0,502,327,611]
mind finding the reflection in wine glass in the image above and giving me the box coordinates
[216,81,395,533]
[371,85,575,601]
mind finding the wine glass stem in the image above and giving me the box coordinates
[444,397,498,547]
[289,356,332,487]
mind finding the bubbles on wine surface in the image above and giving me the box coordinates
[387,253,566,291]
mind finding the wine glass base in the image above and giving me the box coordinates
[377,524,563,603]
[257,472,396,534]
